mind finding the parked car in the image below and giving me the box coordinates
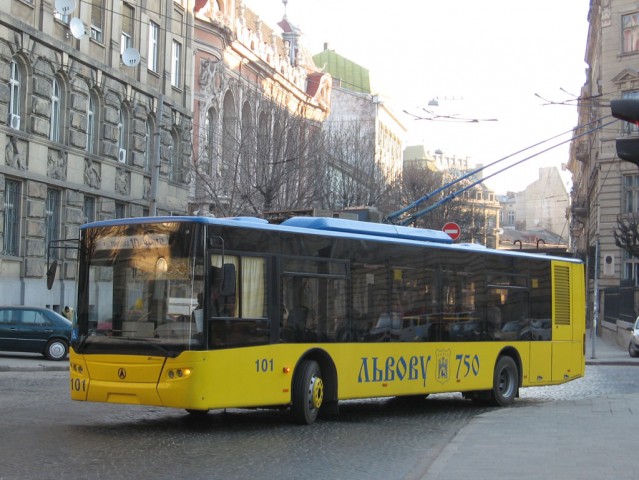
[629,317,639,358]
[0,306,72,360]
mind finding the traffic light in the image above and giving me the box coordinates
[611,98,639,166]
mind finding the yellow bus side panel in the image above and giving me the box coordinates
[71,336,583,411]
[552,341,584,383]
[528,342,552,384]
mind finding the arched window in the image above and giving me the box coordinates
[8,60,22,130]
[222,91,236,179]
[86,91,99,154]
[240,100,252,160]
[50,77,64,143]
[205,107,218,176]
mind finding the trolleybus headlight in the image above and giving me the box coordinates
[167,368,192,379]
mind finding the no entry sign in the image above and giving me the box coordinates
[442,222,461,240]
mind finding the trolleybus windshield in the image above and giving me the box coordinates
[76,221,204,355]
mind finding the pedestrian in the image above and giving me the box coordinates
[63,305,74,322]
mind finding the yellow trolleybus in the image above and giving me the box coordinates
[68,216,585,424]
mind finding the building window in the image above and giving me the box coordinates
[50,78,62,143]
[91,0,104,42]
[118,106,128,164]
[171,40,182,88]
[45,190,61,259]
[8,60,21,130]
[115,203,126,219]
[625,175,639,213]
[121,4,134,54]
[3,179,20,256]
[87,93,96,153]
[84,196,96,224]
[148,21,159,73]
[170,129,181,182]
[144,120,153,171]
[623,13,639,54]
[205,107,217,171]
[507,210,515,225]
[53,8,70,24]
[624,250,639,286]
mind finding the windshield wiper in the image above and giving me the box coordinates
[116,337,180,357]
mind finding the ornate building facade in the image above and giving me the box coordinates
[191,1,331,216]
[568,0,639,337]
[0,1,194,308]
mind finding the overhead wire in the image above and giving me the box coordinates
[386,113,610,223]
[390,115,617,226]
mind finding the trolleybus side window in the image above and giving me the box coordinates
[208,254,269,348]
[280,257,347,343]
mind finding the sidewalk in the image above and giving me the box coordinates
[423,332,639,480]
[585,328,639,366]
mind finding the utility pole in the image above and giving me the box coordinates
[591,237,600,359]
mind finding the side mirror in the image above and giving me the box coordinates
[220,263,236,297]
[46,260,58,290]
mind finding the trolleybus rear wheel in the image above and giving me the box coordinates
[491,356,518,406]
[291,360,324,425]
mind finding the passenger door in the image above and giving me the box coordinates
[15,309,51,353]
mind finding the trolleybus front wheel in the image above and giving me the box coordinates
[291,360,324,425]
[491,356,519,406]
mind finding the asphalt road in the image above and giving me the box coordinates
[0,361,637,480]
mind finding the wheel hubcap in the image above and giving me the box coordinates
[50,342,65,359]
[499,369,514,397]
[309,375,324,410]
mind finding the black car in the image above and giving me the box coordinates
[0,306,72,360]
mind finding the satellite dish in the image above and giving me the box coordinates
[69,17,87,39]
[55,0,76,15]
[121,48,141,67]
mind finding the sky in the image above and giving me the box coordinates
[246,0,590,195]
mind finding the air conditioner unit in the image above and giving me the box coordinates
[118,148,127,163]
[9,114,20,130]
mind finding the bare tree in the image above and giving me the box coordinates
[191,87,323,217]
[392,164,490,243]
[614,214,639,258]
[316,119,394,211]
